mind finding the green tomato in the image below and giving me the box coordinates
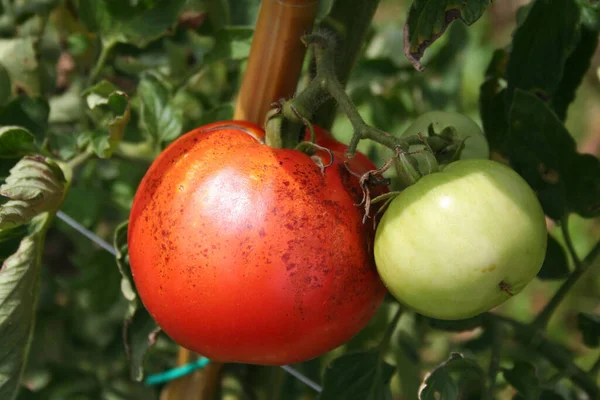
[374,159,547,320]
[401,111,490,160]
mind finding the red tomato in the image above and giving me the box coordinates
[128,121,387,365]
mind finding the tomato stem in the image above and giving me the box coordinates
[310,0,382,130]
[280,32,459,163]
[378,305,403,353]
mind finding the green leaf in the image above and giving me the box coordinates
[552,26,598,120]
[507,90,573,219]
[124,305,160,382]
[204,27,254,64]
[418,353,485,400]
[318,350,395,400]
[0,64,10,106]
[138,73,182,143]
[566,154,600,218]
[577,312,600,348]
[82,80,131,158]
[502,362,541,400]
[0,97,49,140]
[579,0,600,30]
[0,127,36,158]
[77,0,187,48]
[0,223,48,400]
[0,38,40,96]
[537,234,570,280]
[0,156,66,229]
[114,221,159,381]
[506,0,580,105]
[403,0,491,71]
[478,49,509,155]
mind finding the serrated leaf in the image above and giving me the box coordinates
[403,0,491,71]
[552,26,598,120]
[0,38,40,96]
[124,306,160,382]
[0,156,66,229]
[0,126,36,158]
[537,234,570,280]
[138,73,182,143]
[318,350,394,400]
[0,225,47,400]
[82,80,130,158]
[506,0,580,105]
[502,362,541,400]
[419,353,485,400]
[114,221,159,381]
[577,312,600,348]
[77,0,187,48]
[0,97,49,140]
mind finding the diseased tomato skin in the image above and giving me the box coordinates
[128,121,387,365]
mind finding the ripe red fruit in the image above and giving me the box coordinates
[128,121,387,365]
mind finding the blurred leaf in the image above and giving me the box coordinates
[403,0,490,71]
[206,0,231,30]
[502,362,541,399]
[507,90,571,219]
[479,49,509,154]
[0,97,49,140]
[552,26,598,120]
[77,0,187,48]
[566,154,600,218]
[0,221,48,400]
[0,126,36,158]
[204,27,253,63]
[318,350,394,400]
[537,234,570,280]
[0,156,66,229]
[577,312,600,348]
[199,103,234,125]
[82,80,131,158]
[0,64,10,105]
[506,0,580,105]
[418,353,485,400]
[0,38,40,96]
[579,0,600,30]
[48,81,84,124]
[138,73,182,144]
[425,315,483,332]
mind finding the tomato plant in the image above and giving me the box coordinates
[128,121,387,365]
[1,0,599,399]
[374,159,548,320]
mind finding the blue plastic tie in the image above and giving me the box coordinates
[145,357,211,385]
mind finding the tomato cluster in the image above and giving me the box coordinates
[128,121,387,365]
[129,116,548,364]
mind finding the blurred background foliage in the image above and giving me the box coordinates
[0,0,598,398]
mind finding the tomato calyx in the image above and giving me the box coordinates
[344,158,393,224]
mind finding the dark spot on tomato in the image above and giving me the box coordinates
[283,181,290,186]
[287,263,296,271]
[259,229,266,237]
[285,223,294,230]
